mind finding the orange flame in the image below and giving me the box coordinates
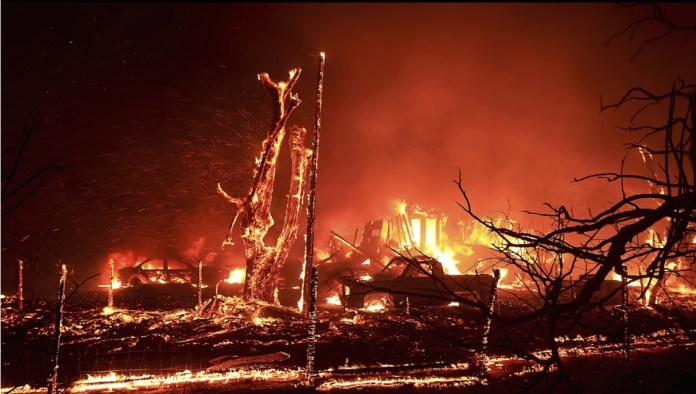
[226,268,246,284]
[326,294,342,306]
[71,368,301,392]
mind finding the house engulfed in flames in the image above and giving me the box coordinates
[317,200,503,307]
[326,200,499,277]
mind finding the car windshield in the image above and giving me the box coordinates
[167,259,189,270]
[140,259,164,270]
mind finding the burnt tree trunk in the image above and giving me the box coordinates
[218,69,311,303]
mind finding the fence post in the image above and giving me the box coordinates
[108,258,115,308]
[48,264,67,394]
[480,269,501,374]
[306,267,318,387]
[301,52,326,318]
[197,260,203,310]
[621,271,630,361]
[17,259,24,311]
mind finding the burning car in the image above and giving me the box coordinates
[339,255,494,309]
[118,258,228,288]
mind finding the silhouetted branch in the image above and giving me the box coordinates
[606,3,696,61]
[1,113,71,215]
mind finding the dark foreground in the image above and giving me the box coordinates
[2,285,695,393]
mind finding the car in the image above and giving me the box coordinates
[339,255,495,308]
[118,258,229,288]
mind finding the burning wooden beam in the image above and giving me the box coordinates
[301,52,326,317]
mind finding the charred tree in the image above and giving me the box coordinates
[1,112,70,216]
[218,69,312,303]
[449,82,695,383]
[338,10,695,385]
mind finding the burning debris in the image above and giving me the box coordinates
[3,6,696,391]
[3,291,696,393]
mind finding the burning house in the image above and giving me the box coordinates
[317,201,498,307]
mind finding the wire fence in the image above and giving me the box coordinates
[75,346,211,377]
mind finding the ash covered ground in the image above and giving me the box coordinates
[2,286,696,393]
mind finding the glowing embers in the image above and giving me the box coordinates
[326,294,342,306]
[71,368,302,392]
[363,294,391,313]
[226,268,246,284]
[318,362,480,391]
[674,284,696,295]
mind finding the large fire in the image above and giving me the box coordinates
[385,201,488,275]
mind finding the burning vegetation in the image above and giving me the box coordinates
[2,4,696,394]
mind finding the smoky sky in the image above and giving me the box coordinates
[2,3,696,290]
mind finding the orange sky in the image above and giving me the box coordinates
[2,3,695,291]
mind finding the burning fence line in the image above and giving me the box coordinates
[317,374,482,391]
[70,368,304,392]
[4,291,696,393]
[43,323,696,393]
[68,362,484,392]
[65,325,696,393]
[0,385,47,394]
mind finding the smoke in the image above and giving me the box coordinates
[183,237,207,261]
[2,3,695,286]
